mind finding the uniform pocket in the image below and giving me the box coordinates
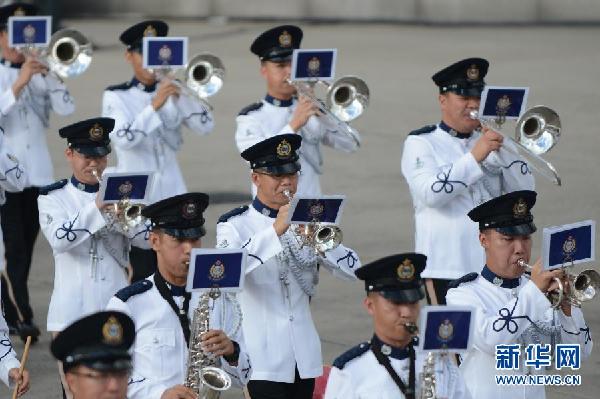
[136,328,176,377]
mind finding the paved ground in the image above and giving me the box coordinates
[3,18,599,398]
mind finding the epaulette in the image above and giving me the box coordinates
[106,81,132,91]
[448,272,479,289]
[115,280,153,302]
[39,179,68,195]
[408,124,436,136]
[218,205,249,224]
[238,102,263,116]
[332,341,371,370]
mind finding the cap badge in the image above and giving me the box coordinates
[307,56,320,77]
[102,316,123,345]
[118,181,133,197]
[513,198,528,218]
[143,25,157,37]
[466,64,480,81]
[23,24,36,44]
[158,44,172,64]
[437,319,454,343]
[209,259,225,282]
[276,139,292,158]
[562,235,577,257]
[89,123,104,141]
[14,7,26,16]
[309,201,324,219]
[278,30,292,47]
[397,259,415,281]
[182,201,198,219]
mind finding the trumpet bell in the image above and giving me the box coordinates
[326,76,369,122]
[571,269,600,307]
[314,225,343,253]
[47,29,92,79]
[185,53,225,98]
[515,105,561,155]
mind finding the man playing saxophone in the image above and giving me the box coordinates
[107,193,251,399]
[325,253,469,399]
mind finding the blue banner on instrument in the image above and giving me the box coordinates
[142,36,188,69]
[186,248,247,293]
[291,49,337,81]
[287,195,346,225]
[479,86,529,120]
[419,306,474,353]
[8,16,51,47]
[98,172,153,204]
[542,220,596,270]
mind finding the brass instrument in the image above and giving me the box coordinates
[404,322,419,336]
[282,189,343,254]
[91,170,145,232]
[518,259,600,308]
[185,288,232,398]
[419,352,437,399]
[286,76,368,146]
[470,105,562,185]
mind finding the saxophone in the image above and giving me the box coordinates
[185,289,232,399]
[419,352,436,399]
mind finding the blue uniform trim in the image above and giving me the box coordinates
[238,102,263,116]
[39,179,68,195]
[408,124,436,136]
[218,205,249,224]
[115,280,153,302]
[332,341,371,370]
[448,272,479,289]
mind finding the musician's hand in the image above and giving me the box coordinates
[152,79,180,111]
[273,203,291,236]
[161,385,197,399]
[9,368,30,397]
[559,277,572,316]
[289,95,319,132]
[471,127,504,162]
[201,329,234,357]
[13,57,48,97]
[530,258,564,294]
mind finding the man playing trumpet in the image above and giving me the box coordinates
[446,190,593,399]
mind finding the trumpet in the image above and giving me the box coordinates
[286,75,369,146]
[470,105,562,185]
[91,170,145,232]
[518,259,600,308]
[282,189,343,254]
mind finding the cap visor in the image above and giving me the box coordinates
[162,226,206,239]
[75,145,111,157]
[82,358,132,372]
[379,287,425,304]
[263,49,293,62]
[496,222,537,236]
[258,162,301,175]
[451,87,483,98]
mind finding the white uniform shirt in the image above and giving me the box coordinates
[0,61,74,187]
[106,275,252,399]
[0,134,26,271]
[216,200,362,382]
[38,178,149,331]
[0,285,20,388]
[101,79,214,202]
[400,124,535,279]
[325,338,470,399]
[235,97,360,195]
[446,270,593,399]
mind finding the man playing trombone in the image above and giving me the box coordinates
[102,20,215,281]
[0,2,75,342]
[217,134,361,398]
[400,58,534,306]
[235,25,361,196]
[446,190,593,399]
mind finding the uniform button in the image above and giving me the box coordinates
[153,338,159,344]
[289,315,294,321]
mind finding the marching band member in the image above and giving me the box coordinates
[325,253,469,399]
[217,134,361,399]
[51,311,135,399]
[0,2,75,342]
[446,190,593,398]
[235,25,360,196]
[107,193,251,399]
[401,58,534,305]
[102,20,214,281]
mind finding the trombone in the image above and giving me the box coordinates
[470,105,562,186]
[286,75,369,146]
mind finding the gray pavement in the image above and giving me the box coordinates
[5,18,599,398]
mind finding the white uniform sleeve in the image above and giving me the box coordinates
[559,307,593,360]
[0,85,17,115]
[483,141,536,192]
[38,194,107,253]
[0,135,25,192]
[128,219,152,250]
[401,135,484,208]
[44,75,75,116]
[217,297,252,386]
[319,116,361,152]
[235,112,293,153]
[0,285,20,388]
[324,367,356,399]
[102,90,163,150]
[446,281,551,355]
[216,221,283,274]
[176,94,215,135]
[320,244,361,281]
